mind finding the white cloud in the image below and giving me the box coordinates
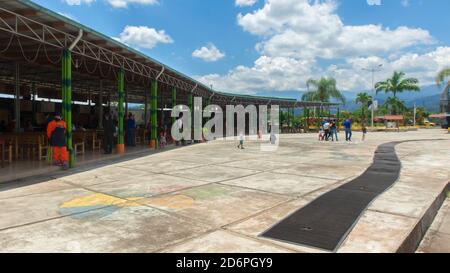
[235,0,258,7]
[64,0,158,8]
[196,0,442,93]
[196,56,316,93]
[367,0,381,6]
[192,44,226,62]
[401,0,410,7]
[64,0,95,5]
[238,0,433,60]
[116,25,173,49]
[198,47,450,94]
[107,0,158,8]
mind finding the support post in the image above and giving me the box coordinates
[150,80,158,148]
[125,88,129,119]
[306,107,310,131]
[172,87,177,125]
[62,49,75,167]
[98,81,103,129]
[32,83,36,124]
[14,63,20,133]
[117,68,125,154]
[144,87,148,130]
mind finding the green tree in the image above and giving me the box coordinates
[302,77,346,104]
[375,71,420,98]
[415,107,429,125]
[355,92,372,125]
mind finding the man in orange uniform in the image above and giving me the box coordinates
[47,113,68,169]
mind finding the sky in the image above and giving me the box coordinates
[31,0,450,99]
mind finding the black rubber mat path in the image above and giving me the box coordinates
[261,140,446,252]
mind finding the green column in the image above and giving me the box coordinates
[305,108,310,130]
[151,80,158,148]
[62,49,74,167]
[291,107,295,131]
[287,108,290,129]
[172,87,177,125]
[317,107,321,129]
[117,68,125,147]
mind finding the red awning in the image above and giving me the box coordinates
[429,113,446,119]
[375,115,404,121]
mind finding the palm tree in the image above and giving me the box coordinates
[384,97,407,115]
[375,71,420,98]
[436,68,450,128]
[302,77,346,104]
[355,92,372,124]
[436,68,450,87]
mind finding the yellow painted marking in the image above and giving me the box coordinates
[60,193,194,211]
[60,193,126,208]
[143,195,194,210]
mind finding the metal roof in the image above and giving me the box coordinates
[0,0,340,108]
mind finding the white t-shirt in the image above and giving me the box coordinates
[323,122,330,130]
[176,119,183,130]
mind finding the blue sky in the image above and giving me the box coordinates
[31,0,450,98]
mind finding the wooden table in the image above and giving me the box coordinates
[0,137,5,168]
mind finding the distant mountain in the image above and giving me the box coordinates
[405,95,441,112]
[341,85,443,112]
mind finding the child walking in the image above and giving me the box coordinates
[159,129,167,149]
[318,126,325,141]
[237,132,245,149]
[362,125,367,141]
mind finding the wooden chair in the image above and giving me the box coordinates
[1,134,15,163]
[0,138,5,168]
[17,134,40,160]
[135,128,143,145]
[73,132,86,157]
[38,134,49,161]
[142,129,148,144]
[83,131,99,151]
[92,131,102,151]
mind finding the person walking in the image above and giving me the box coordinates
[125,113,136,147]
[176,116,184,146]
[362,124,368,141]
[323,120,331,141]
[237,132,245,149]
[103,111,115,154]
[159,128,167,149]
[343,119,353,142]
[47,113,68,169]
[330,121,338,142]
[270,131,277,145]
[318,126,325,141]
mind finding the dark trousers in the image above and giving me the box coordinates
[104,134,113,154]
[126,129,136,147]
[330,129,338,141]
[345,128,352,141]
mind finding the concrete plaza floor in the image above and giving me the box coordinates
[0,129,449,253]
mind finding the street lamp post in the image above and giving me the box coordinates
[362,64,383,128]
